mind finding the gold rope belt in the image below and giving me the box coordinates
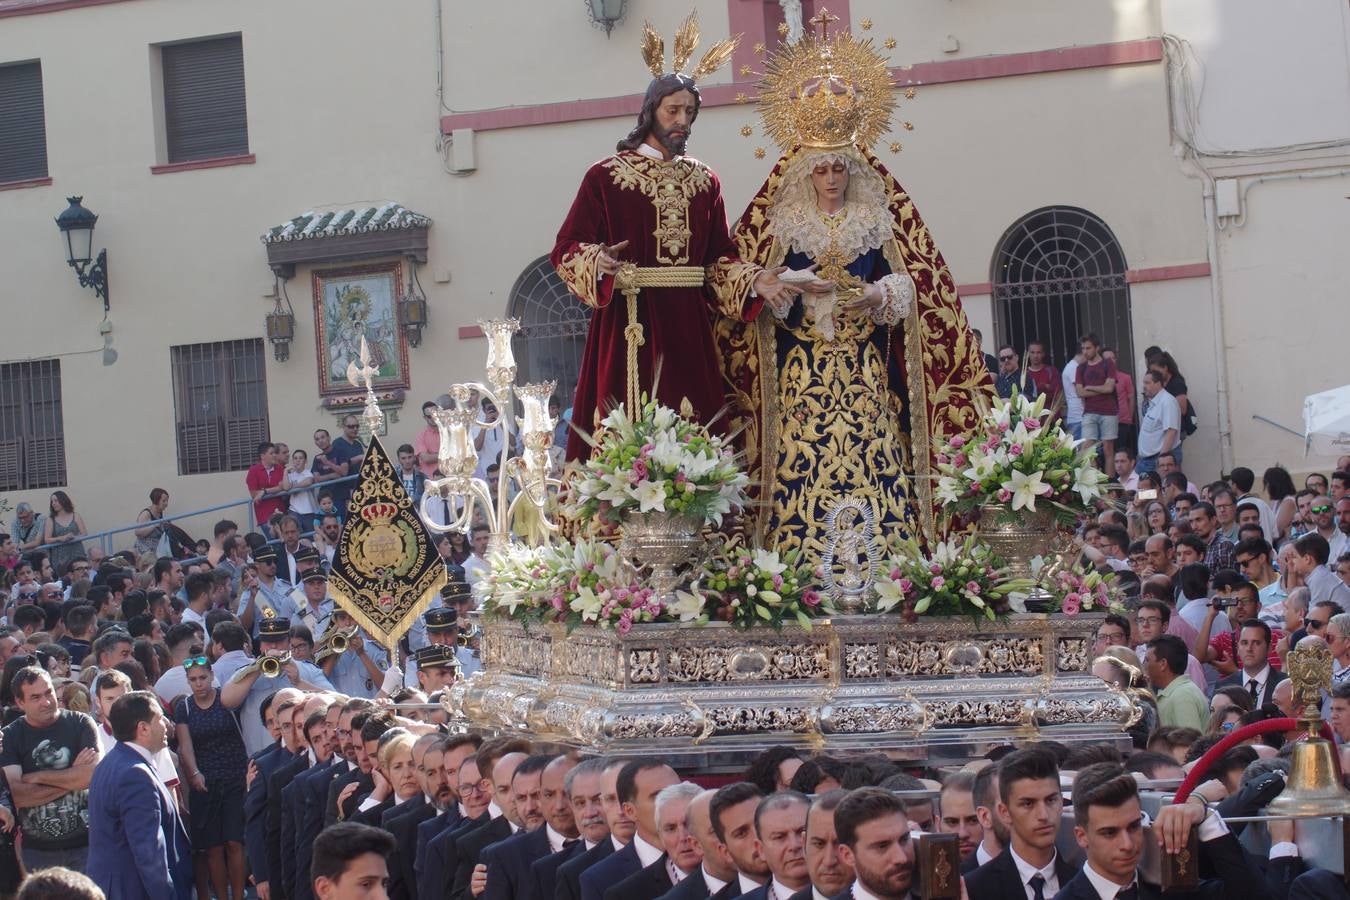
[613,264,706,411]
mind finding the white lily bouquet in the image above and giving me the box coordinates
[934,392,1107,526]
[570,397,750,527]
[874,535,1031,621]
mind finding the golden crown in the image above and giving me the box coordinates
[757,15,896,151]
[639,11,740,82]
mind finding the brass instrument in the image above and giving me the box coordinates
[229,652,293,682]
[314,627,358,664]
[457,622,481,649]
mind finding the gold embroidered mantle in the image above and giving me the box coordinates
[603,153,713,264]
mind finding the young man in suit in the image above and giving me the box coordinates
[966,765,1007,874]
[710,781,770,898]
[481,753,575,900]
[326,709,380,827]
[86,690,192,900]
[1056,762,1272,900]
[421,752,495,900]
[286,706,341,900]
[448,746,533,899]
[311,821,396,900]
[552,758,625,900]
[580,758,681,900]
[964,748,1076,900]
[245,690,302,899]
[298,700,376,900]
[740,792,811,900]
[608,781,704,900]
[1210,620,1288,708]
[833,787,916,900]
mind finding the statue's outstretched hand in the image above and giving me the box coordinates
[597,240,630,276]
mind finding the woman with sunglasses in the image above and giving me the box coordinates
[175,650,248,900]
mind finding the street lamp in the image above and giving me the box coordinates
[585,0,627,36]
[398,255,429,348]
[54,196,109,312]
[265,276,296,362]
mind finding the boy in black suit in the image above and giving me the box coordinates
[963,748,1076,900]
[1056,762,1272,900]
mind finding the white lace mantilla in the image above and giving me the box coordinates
[766,151,894,262]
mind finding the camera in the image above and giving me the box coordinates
[1211,597,1237,609]
[1136,489,1159,501]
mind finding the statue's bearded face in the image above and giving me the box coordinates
[811,160,849,206]
[652,89,697,156]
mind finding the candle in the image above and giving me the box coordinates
[480,318,520,373]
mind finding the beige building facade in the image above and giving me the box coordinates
[0,0,1345,546]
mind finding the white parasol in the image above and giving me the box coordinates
[1303,383,1350,456]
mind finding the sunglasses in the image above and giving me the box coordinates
[998,355,1014,361]
[1235,556,1256,567]
[183,656,210,670]
[1304,618,1327,630]
[1311,505,1332,514]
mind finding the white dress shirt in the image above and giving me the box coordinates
[849,880,908,900]
[976,842,997,866]
[633,832,664,868]
[1242,664,1273,700]
[701,868,728,896]
[1009,847,1061,900]
[1082,861,1137,900]
[738,874,765,896]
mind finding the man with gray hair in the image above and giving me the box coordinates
[657,788,739,900]
[532,757,611,899]
[481,753,580,900]
[609,781,703,900]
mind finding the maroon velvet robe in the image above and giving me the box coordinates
[551,149,760,460]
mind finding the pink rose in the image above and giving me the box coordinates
[966,581,980,593]
[617,614,633,636]
[632,459,648,479]
[802,590,821,608]
[640,442,654,455]
[551,595,565,612]
[936,453,950,465]
[997,422,1010,432]
[930,563,942,575]
[951,435,966,448]
[773,574,783,588]
[996,489,1012,503]
[1061,595,1082,615]
[899,578,914,594]
[953,453,968,467]
[931,576,946,589]
[1009,444,1023,457]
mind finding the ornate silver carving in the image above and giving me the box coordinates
[820,498,881,614]
[820,702,926,733]
[1057,637,1091,673]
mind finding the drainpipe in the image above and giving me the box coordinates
[1200,176,1234,475]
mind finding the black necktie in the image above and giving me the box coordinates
[1029,873,1047,900]
[1247,678,1258,699]
[563,838,579,849]
[442,497,451,524]
[1118,884,1139,900]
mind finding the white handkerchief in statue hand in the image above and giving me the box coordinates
[777,268,837,340]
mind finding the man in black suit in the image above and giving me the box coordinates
[422,753,493,900]
[607,780,704,900]
[833,787,918,900]
[415,735,483,889]
[553,758,628,900]
[530,757,607,900]
[709,782,769,899]
[481,753,579,900]
[325,708,378,826]
[1210,619,1288,708]
[936,771,984,875]
[347,716,402,826]
[966,764,1008,874]
[738,792,811,900]
[297,699,374,900]
[283,704,341,900]
[449,746,534,900]
[964,748,1076,900]
[579,759,681,900]
[385,733,449,900]
[245,690,300,900]
[1054,762,1271,900]
[656,789,740,900]
[784,789,852,900]
[266,696,323,900]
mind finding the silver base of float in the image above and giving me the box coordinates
[442,612,1134,770]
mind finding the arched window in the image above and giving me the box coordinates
[991,206,1134,372]
[507,257,590,410]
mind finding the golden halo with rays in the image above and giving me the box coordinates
[756,29,896,152]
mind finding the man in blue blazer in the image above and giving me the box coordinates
[244,689,302,898]
[87,690,192,900]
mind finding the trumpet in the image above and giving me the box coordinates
[314,627,358,664]
[457,623,480,649]
[230,652,293,682]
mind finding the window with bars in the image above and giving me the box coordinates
[508,257,590,409]
[992,206,1135,373]
[0,359,66,491]
[170,340,270,475]
[0,61,48,184]
[160,35,249,163]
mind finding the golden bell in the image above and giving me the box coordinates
[260,656,283,678]
[1266,737,1350,816]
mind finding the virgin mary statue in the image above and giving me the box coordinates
[715,26,993,560]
